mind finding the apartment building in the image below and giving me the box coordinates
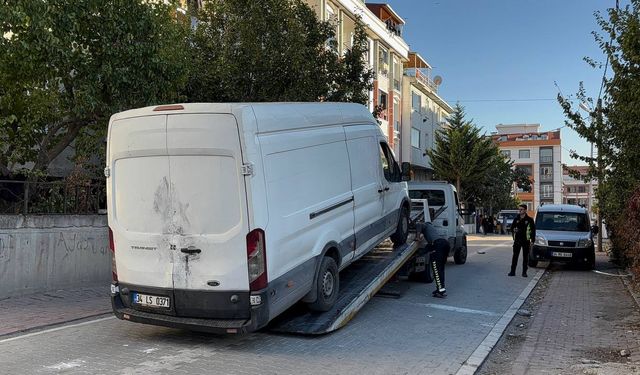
[493,124,562,216]
[304,0,409,156]
[400,52,453,181]
[562,165,597,218]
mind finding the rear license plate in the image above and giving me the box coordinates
[551,251,573,258]
[132,292,170,308]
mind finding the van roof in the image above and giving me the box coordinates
[110,102,377,134]
[537,204,588,214]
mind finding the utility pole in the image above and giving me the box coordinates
[595,98,603,253]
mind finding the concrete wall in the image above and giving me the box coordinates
[0,215,109,299]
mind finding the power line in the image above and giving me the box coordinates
[447,98,577,103]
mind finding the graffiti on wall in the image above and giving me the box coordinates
[56,232,109,260]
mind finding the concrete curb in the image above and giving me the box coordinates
[455,268,545,375]
[619,268,640,310]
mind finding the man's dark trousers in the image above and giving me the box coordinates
[511,240,530,275]
[431,239,449,290]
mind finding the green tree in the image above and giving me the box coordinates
[0,0,190,177]
[558,1,640,265]
[185,0,372,104]
[326,18,374,104]
[427,104,499,204]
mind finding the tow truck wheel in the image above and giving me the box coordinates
[453,245,467,264]
[391,206,409,246]
[308,256,339,312]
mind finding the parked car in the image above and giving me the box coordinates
[529,204,597,269]
[498,209,519,233]
[106,102,411,333]
[407,181,467,264]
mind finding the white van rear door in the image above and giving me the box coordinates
[109,115,174,288]
[166,114,249,292]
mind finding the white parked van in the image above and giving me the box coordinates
[107,102,411,333]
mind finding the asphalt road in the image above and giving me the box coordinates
[0,235,538,375]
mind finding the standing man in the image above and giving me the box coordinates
[509,204,535,277]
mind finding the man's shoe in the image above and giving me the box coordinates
[432,291,446,298]
[508,272,515,276]
[522,273,528,277]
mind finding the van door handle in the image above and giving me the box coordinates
[180,247,201,255]
[378,187,389,193]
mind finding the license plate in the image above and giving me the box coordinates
[551,251,573,258]
[132,292,170,308]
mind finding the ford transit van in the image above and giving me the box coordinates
[107,102,410,333]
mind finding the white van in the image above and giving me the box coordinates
[107,102,411,333]
[407,181,467,264]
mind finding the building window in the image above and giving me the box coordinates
[540,166,553,181]
[519,149,531,158]
[378,90,388,109]
[499,135,507,141]
[501,150,511,158]
[411,127,420,148]
[378,46,389,75]
[541,183,553,198]
[578,186,586,193]
[540,148,553,163]
[412,92,421,112]
[516,165,532,176]
[393,100,400,132]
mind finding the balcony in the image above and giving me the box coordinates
[540,156,553,163]
[540,174,553,182]
[404,68,437,92]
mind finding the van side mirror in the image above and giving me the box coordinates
[591,225,599,235]
[401,162,411,181]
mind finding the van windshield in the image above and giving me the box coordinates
[535,212,589,232]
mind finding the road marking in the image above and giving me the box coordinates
[46,360,85,370]
[420,303,500,317]
[593,270,632,277]
[0,316,115,344]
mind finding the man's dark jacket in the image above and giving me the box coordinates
[511,214,536,243]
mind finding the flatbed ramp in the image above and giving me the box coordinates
[268,234,419,335]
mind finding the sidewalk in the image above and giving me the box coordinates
[478,253,640,374]
[0,286,111,337]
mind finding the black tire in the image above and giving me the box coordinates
[453,245,467,264]
[528,257,538,268]
[586,250,596,270]
[308,256,339,312]
[391,206,409,246]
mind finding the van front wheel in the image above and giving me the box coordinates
[391,206,409,246]
[308,256,339,312]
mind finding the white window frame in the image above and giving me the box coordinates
[411,127,420,149]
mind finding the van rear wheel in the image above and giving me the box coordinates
[308,256,339,312]
[391,206,409,246]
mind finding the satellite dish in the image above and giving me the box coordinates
[433,75,443,85]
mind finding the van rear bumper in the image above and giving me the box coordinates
[111,284,270,334]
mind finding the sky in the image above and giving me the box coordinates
[386,0,620,166]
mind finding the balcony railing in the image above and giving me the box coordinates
[404,68,437,92]
[540,156,553,163]
[540,174,553,181]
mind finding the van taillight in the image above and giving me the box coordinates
[246,229,267,291]
[109,227,118,282]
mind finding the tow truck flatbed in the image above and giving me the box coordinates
[268,211,425,335]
